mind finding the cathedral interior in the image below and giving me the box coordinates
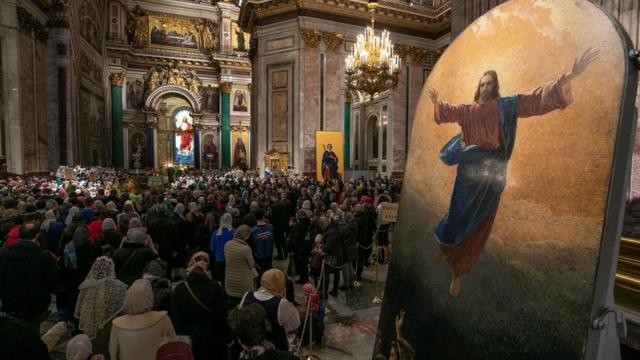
[1,0,640,358]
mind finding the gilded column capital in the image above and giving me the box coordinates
[220,82,233,93]
[301,29,322,48]
[322,32,344,51]
[109,73,125,87]
[345,91,353,103]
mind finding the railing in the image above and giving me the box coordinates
[615,236,640,313]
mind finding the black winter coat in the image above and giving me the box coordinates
[0,241,60,319]
[113,243,157,286]
[171,272,231,360]
[147,215,179,262]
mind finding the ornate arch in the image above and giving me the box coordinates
[144,85,202,113]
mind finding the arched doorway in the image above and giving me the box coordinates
[143,85,203,169]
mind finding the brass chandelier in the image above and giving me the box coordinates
[345,0,401,99]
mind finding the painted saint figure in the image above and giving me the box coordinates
[321,143,339,182]
[234,137,247,167]
[428,48,599,297]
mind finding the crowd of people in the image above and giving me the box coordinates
[0,166,401,360]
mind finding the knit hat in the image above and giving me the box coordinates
[102,218,115,231]
[66,334,93,360]
[125,227,147,244]
[156,340,194,360]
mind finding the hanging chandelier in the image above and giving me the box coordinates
[345,0,401,99]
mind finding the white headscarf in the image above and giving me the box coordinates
[66,334,93,360]
[75,257,127,339]
[40,209,56,231]
[122,279,154,315]
[65,206,80,226]
[217,212,233,236]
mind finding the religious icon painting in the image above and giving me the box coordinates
[375,1,637,359]
[174,108,194,165]
[315,131,343,183]
[231,128,250,168]
[232,87,250,114]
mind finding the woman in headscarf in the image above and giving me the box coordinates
[187,201,208,249]
[113,226,157,286]
[109,279,176,360]
[173,202,194,253]
[105,201,119,222]
[42,209,65,255]
[170,251,231,360]
[224,224,256,309]
[66,206,81,227]
[238,269,301,351]
[74,257,127,356]
[210,212,234,284]
[228,304,298,360]
[66,333,105,360]
[95,218,122,258]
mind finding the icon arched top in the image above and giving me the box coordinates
[145,85,202,114]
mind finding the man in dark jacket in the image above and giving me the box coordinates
[147,203,180,278]
[354,204,376,281]
[322,220,344,297]
[270,193,291,260]
[0,222,60,335]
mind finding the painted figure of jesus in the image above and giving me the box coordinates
[428,48,599,297]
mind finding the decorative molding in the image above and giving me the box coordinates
[145,85,202,113]
[110,73,125,87]
[345,91,352,102]
[239,0,451,36]
[395,44,443,66]
[301,29,322,48]
[322,31,344,51]
[301,29,344,51]
[17,6,49,42]
[123,121,148,130]
[220,82,233,93]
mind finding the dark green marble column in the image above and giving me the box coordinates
[110,73,124,168]
[220,82,232,168]
[344,93,351,170]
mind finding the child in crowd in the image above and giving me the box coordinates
[309,235,324,288]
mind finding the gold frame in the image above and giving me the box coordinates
[147,12,201,52]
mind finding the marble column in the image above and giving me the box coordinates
[344,93,351,170]
[194,127,201,169]
[110,73,124,167]
[146,127,155,168]
[220,82,232,168]
[145,112,159,169]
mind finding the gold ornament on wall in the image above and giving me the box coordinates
[301,28,344,51]
[109,73,125,87]
[301,29,322,48]
[220,82,234,93]
[126,5,148,49]
[197,18,219,52]
[323,32,344,51]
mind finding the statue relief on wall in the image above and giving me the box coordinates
[143,62,202,99]
[126,5,148,49]
[197,18,219,52]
